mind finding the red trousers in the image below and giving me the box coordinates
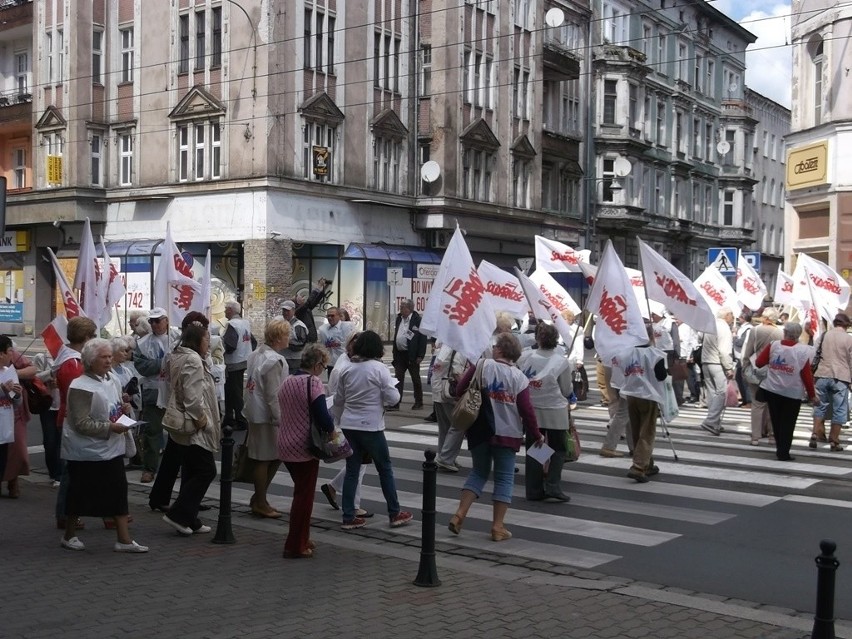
[283,459,320,554]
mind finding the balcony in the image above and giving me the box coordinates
[543,39,581,81]
[0,0,32,31]
[0,88,32,125]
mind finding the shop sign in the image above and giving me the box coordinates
[413,263,438,314]
[0,231,29,254]
[47,155,63,185]
[787,141,828,190]
[313,146,330,176]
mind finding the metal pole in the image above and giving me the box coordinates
[812,539,839,639]
[413,449,441,587]
[212,424,236,544]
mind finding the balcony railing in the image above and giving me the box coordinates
[0,88,32,107]
[0,0,30,9]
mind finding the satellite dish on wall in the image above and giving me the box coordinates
[420,160,442,183]
[613,156,633,178]
[717,140,731,155]
[545,8,565,27]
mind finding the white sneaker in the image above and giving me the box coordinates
[61,536,85,551]
[51,480,60,488]
[192,525,212,534]
[162,515,193,536]
[114,540,149,553]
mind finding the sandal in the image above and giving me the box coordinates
[448,514,464,535]
[809,436,818,449]
[830,441,844,452]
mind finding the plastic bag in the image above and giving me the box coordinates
[725,380,740,407]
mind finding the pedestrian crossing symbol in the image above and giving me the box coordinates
[707,247,737,275]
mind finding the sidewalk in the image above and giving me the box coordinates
[1,473,841,639]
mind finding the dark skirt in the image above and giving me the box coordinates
[66,456,129,517]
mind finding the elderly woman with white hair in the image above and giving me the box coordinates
[61,338,147,552]
[741,307,783,445]
[699,307,736,437]
[754,322,816,461]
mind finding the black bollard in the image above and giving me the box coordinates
[413,449,441,587]
[212,424,236,544]
[812,539,839,639]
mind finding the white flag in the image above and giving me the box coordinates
[534,235,591,273]
[801,267,836,344]
[735,250,768,311]
[694,265,742,314]
[792,253,850,313]
[638,240,717,334]
[585,240,649,363]
[420,226,495,363]
[190,249,212,318]
[154,223,201,326]
[74,218,106,329]
[47,248,86,320]
[515,268,577,349]
[529,269,581,317]
[575,260,664,319]
[477,260,528,319]
[99,238,127,329]
[774,268,797,307]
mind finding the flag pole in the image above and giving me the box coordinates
[636,238,655,325]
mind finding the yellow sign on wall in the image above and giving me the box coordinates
[47,155,63,185]
[787,141,828,190]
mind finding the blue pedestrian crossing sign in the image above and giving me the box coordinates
[707,247,737,275]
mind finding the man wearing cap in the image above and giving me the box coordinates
[133,307,180,483]
[223,301,256,431]
[280,301,308,372]
[742,307,783,445]
[810,312,852,451]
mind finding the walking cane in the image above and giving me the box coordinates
[658,415,679,462]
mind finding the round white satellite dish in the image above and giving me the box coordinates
[545,8,565,27]
[420,160,441,183]
[613,156,632,177]
[716,140,731,156]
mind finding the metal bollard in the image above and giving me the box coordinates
[812,539,839,639]
[212,424,236,544]
[413,449,441,587]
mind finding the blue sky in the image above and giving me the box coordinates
[713,0,793,107]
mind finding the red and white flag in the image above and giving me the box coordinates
[578,262,597,286]
[575,260,664,319]
[516,268,577,349]
[47,247,85,320]
[154,223,201,326]
[792,253,850,314]
[99,238,126,329]
[420,226,495,363]
[534,235,591,273]
[477,260,528,319]
[529,269,581,317]
[774,268,797,307]
[638,240,716,334]
[801,267,836,344]
[735,250,768,311]
[41,315,68,359]
[585,240,648,363]
[190,249,212,318]
[694,265,742,314]
[74,218,106,329]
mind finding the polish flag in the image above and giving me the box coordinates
[477,260,528,319]
[584,240,649,363]
[534,235,591,273]
[99,238,127,329]
[40,315,68,359]
[735,250,768,311]
[638,240,716,334]
[74,218,106,329]
[774,268,797,307]
[420,226,496,363]
[529,268,581,317]
[154,223,201,326]
[694,265,743,315]
[47,248,85,320]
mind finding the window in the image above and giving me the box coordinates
[694,54,703,92]
[693,117,701,158]
[305,9,312,68]
[678,42,688,80]
[179,15,190,73]
[513,67,529,119]
[326,17,335,74]
[657,33,665,72]
[315,11,324,70]
[813,39,824,125]
[15,53,27,95]
[195,11,205,69]
[603,79,617,124]
[302,121,337,183]
[372,136,402,193]
[655,170,664,213]
[90,134,102,186]
[462,147,494,202]
[643,95,652,141]
[628,84,638,130]
[656,100,665,145]
[602,2,628,45]
[119,133,133,186]
[706,60,715,97]
[13,148,25,189]
[92,30,103,83]
[723,190,734,225]
[512,158,531,208]
[642,23,652,58]
[120,28,133,83]
[46,32,53,84]
[374,32,400,91]
[177,121,222,182]
[211,7,222,67]
[705,123,713,160]
[674,111,683,155]
[420,45,431,95]
[602,158,616,202]
[770,134,777,161]
[57,30,64,83]
[763,131,769,157]
[770,178,776,206]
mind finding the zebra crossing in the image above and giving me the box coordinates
[212,399,852,571]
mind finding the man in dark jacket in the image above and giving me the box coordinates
[293,277,330,344]
[389,299,427,410]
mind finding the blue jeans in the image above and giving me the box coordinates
[463,443,516,504]
[814,377,850,424]
[341,429,400,522]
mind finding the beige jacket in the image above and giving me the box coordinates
[168,347,221,452]
[743,322,783,373]
[814,326,852,383]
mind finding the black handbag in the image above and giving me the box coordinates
[305,377,352,463]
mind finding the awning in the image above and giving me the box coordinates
[343,243,441,264]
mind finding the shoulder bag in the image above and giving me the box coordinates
[306,377,352,463]
[161,367,196,437]
[438,351,457,403]
[450,359,484,432]
[811,333,826,374]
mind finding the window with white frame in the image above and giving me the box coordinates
[706,60,715,97]
[44,131,63,187]
[212,7,222,67]
[694,54,703,92]
[628,84,638,131]
[306,8,336,74]
[513,67,529,119]
[372,135,402,193]
[179,14,190,73]
[723,190,734,225]
[642,23,652,59]
[770,134,777,161]
[762,131,768,157]
[177,120,222,182]
[654,170,664,213]
[461,147,494,202]
[643,95,652,141]
[119,133,133,186]
[674,110,683,155]
[692,117,701,158]
[770,178,776,206]
[179,8,223,74]
[302,121,338,183]
[602,2,628,45]
[514,0,530,29]
[656,100,665,145]
[463,49,493,108]
[512,157,531,208]
[57,30,64,83]
[602,158,616,203]
[13,148,25,189]
[657,32,666,72]
[195,10,206,69]
[420,45,431,95]
[705,123,713,160]
[678,42,688,80]
[374,32,401,92]
[812,38,824,125]
[120,27,133,83]
[704,185,712,224]
[90,133,102,186]
[92,30,103,83]
[15,52,27,95]
[603,79,617,125]
[45,32,53,84]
